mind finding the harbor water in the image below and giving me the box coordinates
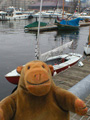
[0,18,89,100]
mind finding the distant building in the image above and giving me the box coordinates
[81,0,87,2]
[28,0,69,10]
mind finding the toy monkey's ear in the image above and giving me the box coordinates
[48,65,54,76]
[16,66,23,74]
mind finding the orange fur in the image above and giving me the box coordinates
[0,108,4,120]
[75,98,88,115]
[0,60,88,120]
[16,66,23,74]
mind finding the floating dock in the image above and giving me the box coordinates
[24,24,58,32]
[24,22,90,32]
[80,22,90,27]
[53,56,90,120]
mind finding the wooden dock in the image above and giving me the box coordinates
[53,56,90,89]
[24,24,58,32]
[53,56,90,120]
[80,22,90,27]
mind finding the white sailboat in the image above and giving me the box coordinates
[84,27,90,55]
[5,0,83,85]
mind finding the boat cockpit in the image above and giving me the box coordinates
[45,57,68,65]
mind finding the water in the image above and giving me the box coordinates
[0,18,89,100]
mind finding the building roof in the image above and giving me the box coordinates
[30,1,68,7]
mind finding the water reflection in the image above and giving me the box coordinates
[54,29,79,50]
[24,26,80,53]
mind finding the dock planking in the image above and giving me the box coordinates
[53,56,90,120]
[80,22,90,27]
[24,24,58,32]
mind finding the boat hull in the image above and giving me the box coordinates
[55,60,78,74]
[6,76,20,85]
[5,53,82,85]
[57,23,79,30]
[6,15,29,20]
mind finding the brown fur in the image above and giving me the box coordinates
[0,60,87,120]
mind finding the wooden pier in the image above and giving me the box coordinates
[53,56,90,89]
[53,56,90,120]
[24,24,58,32]
[80,22,90,27]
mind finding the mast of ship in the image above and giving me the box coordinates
[78,0,80,13]
[35,0,43,60]
[62,0,64,19]
[56,0,59,10]
[24,0,26,10]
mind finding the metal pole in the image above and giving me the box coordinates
[68,74,90,100]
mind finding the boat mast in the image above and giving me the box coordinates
[56,0,59,10]
[35,0,43,60]
[62,0,64,19]
[78,0,80,13]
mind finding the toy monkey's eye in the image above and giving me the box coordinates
[27,66,30,70]
[42,65,45,68]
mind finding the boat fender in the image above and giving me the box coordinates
[53,71,57,76]
[68,66,71,68]
[78,61,84,67]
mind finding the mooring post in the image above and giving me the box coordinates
[68,74,90,100]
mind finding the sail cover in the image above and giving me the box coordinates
[24,21,47,28]
[60,18,83,26]
[40,41,73,61]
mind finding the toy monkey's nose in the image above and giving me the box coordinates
[33,72,47,80]
[34,74,41,81]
